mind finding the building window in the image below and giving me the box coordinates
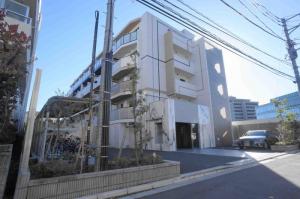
[4,0,30,23]
[155,123,163,144]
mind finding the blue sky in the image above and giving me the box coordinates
[33,0,300,110]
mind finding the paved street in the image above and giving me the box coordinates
[180,148,285,161]
[109,148,242,173]
[129,153,300,199]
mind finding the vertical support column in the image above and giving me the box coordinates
[198,105,215,148]
[14,69,42,199]
[39,111,49,162]
[163,99,176,151]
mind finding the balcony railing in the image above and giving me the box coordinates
[175,79,197,98]
[111,80,133,97]
[112,30,138,52]
[112,56,135,80]
[69,59,101,95]
[5,9,31,24]
[111,107,134,121]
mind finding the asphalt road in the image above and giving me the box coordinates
[109,148,242,173]
[140,153,300,199]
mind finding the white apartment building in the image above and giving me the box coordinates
[1,0,42,130]
[68,12,232,151]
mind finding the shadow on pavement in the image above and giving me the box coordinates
[142,154,300,199]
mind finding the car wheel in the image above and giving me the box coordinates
[239,145,244,150]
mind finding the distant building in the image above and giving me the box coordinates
[256,92,300,120]
[1,0,42,130]
[229,97,258,121]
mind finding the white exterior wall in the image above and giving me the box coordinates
[67,12,232,151]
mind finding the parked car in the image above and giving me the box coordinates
[237,130,278,149]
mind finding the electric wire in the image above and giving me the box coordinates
[219,0,285,41]
[136,0,295,81]
[168,0,292,67]
[247,0,282,25]
[237,0,281,37]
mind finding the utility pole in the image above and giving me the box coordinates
[282,15,300,95]
[96,0,114,171]
[87,10,99,145]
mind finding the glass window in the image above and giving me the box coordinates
[246,130,266,136]
[5,0,29,16]
[155,123,163,144]
[123,33,130,44]
[131,31,137,41]
[4,0,30,23]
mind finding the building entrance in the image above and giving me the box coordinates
[176,123,192,149]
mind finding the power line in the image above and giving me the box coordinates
[219,0,285,41]
[136,0,295,81]
[237,0,281,37]
[170,0,292,67]
[247,0,282,25]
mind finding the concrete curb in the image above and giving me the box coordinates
[77,150,300,199]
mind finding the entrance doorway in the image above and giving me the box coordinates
[176,123,192,149]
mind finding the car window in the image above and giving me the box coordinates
[246,131,266,136]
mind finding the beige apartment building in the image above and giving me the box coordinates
[1,0,42,130]
[68,12,232,151]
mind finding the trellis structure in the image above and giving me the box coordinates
[31,96,96,162]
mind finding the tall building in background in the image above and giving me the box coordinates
[257,91,300,120]
[229,97,258,121]
[67,12,232,150]
[1,0,42,130]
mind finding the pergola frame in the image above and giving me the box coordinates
[31,96,96,162]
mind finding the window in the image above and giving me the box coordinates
[155,123,163,144]
[123,34,130,44]
[131,31,137,41]
[4,0,30,23]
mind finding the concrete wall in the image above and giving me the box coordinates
[205,44,232,147]
[25,161,179,199]
[0,144,13,199]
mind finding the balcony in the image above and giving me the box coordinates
[175,79,197,99]
[112,56,135,81]
[93,76,101,89]
[173,33,192,55]
[173,54,194,77]
[110,107,134,121]
[113,30,138,59]
[111,80,133,103]
[75,83,91,98]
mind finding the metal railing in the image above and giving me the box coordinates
[112,30,138,52]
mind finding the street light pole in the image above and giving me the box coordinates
[96,0,114,171]
[282,16,300,95]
